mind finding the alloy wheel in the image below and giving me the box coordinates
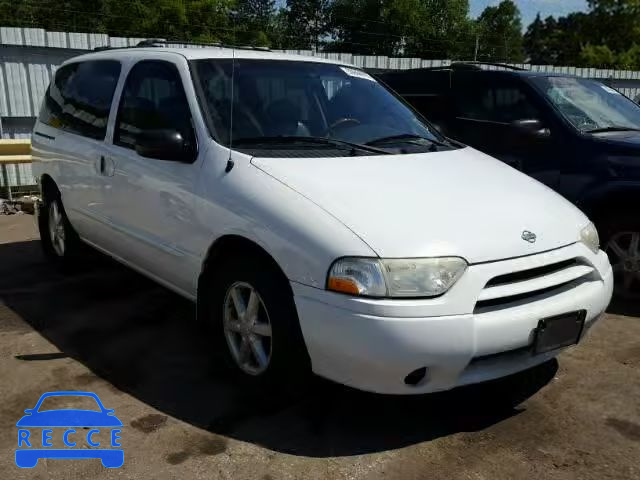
[222,281,273,375]
[48,201,66,257]
[606,231,640,298]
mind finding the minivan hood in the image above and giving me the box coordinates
[252,147,588,263]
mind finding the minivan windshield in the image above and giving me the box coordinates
[531,76,640,133]
[191,59,446,155]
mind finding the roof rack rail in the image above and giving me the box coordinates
[135,39,271,51]
[92,39,271,52]
[450,61,527,71]
[372,61,528,75]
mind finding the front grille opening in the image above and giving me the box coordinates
[469,345,531,365]
[475,279,578,312]
[485,259,579,288]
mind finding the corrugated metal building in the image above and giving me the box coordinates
[3,25,640,188]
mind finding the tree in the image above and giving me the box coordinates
[523,14,548,63]
[587,0,640,53]
[0,0,109,33]
[618,44,640,69]
[523,13,591,65]
[327,0,410,55]
[579,44,617,67]
[282,0,331,50]
[404,0,472,59]
[327,0,472,58]
[475,0,525,62]
[0,0,237,43]
[235,0,277,46]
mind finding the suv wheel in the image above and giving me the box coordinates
[602,217,640,299]
[205,253,311,391]
[38,192,82,265]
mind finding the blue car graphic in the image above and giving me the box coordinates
[16,391,123,468]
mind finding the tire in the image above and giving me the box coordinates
[203,253,311,393]
[38,190,82,266]
[600,214,640,300]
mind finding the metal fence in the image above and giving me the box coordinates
[3,25,640,188]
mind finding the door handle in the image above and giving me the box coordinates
[99,156,106,175]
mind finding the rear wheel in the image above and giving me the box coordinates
[38,188,82,266]
[602,216,640,299]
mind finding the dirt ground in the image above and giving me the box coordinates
[1,214,639,480]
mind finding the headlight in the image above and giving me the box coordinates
[580,222,600,254]
[327,257,467,298]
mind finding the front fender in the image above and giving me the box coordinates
[577,181,640,218]
[195,151,376,290]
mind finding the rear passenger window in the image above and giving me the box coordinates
[39,60,121,140]
[114,61,196,152]
[456,84,540,123]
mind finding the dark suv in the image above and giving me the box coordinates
[376,63,640,298]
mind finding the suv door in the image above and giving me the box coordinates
[35,60,121,243]
[378,70,453,133]
[101,59,201,295]
[450,72,562,188]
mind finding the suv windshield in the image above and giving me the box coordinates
[531,76,640,133]
[191,59,446,156]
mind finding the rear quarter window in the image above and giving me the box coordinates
[39,60,121,140]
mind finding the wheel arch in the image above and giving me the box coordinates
[196,234,293,322]
[39,174,60,204]
[578,183,640,229]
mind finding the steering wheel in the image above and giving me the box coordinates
[329,118,361,130]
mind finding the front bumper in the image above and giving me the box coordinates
[293,243,613,394]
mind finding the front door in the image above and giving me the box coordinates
[101,59,202,296]
[450,73,562,189]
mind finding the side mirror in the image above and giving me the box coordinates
[135,129,193,161]
[511,119,551,138]
[24,409,33,414]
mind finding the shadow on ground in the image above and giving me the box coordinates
[607,297,640,317]
[0,240,558,457]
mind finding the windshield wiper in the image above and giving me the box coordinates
[233,136,391,155]
[365,134,448,150]
[585,126,640,134]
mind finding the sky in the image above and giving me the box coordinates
[470,0,589,28]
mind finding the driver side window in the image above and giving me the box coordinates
[115,60,196,152]
[457,82,541,123]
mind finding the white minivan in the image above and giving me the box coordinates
[32,44,613,394]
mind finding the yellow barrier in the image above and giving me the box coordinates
[0,139,32,163]
[1,140,34,200]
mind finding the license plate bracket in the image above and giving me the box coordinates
[533,310,586,355]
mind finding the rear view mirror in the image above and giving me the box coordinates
[135,129,193,161]
[511,119,551,138]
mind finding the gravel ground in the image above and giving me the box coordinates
[1,214,639,480]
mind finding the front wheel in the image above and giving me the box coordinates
[602,216,640,299]
[205,254,311,391]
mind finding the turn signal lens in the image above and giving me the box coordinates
[327,258,387,297]
[327,277,361,295]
